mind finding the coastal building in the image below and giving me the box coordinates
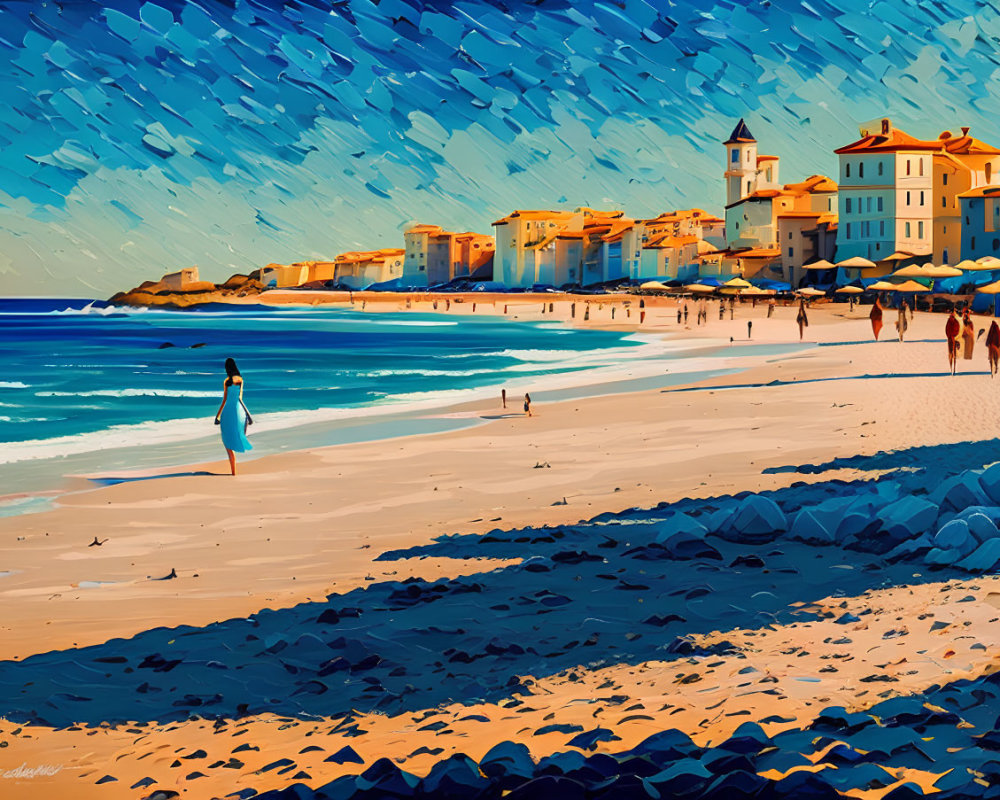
[402,225,495,285]
[722,119,838,284]
[598,210,724,281]
[492,208,624,287]
[958,186,1000,260]
[260,263,310,288]
[331,249,405,288]
[834,118,1000,264]
[161,267,200,291]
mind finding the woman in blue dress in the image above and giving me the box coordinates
[214,358,252,475]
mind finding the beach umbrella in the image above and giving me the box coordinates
[888,279,931,292]
[868,280,898,291]
[835,285,864,294]
[723,277,752,288]
[742,286,773,295]
[837,256,878,269]
[880,251,913,262]
[976,280,1000,294]
[640,280,668,290]
[803,259,836,270]
[955,259,992,271]
[797,287,826,296]
[977,256,1000,269]
[923,265,963,278]
[684,283,716,293]
[890,264,928,278]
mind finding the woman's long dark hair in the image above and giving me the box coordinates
[224,358,241,386]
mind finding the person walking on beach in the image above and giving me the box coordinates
[747,320,752,339]
[677,306,682,324]
[214,358,253,476]
[870,297,884,341]
[946,310,961,375]
[796,298,809,341]
[962,308,976,360]
[767,298,775,318]
[895,301,908,343]
[501,388,507,409]
[988,320,1000,376]
[683,303,688,323]
[523,393,532,417]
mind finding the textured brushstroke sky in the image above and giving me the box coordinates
[0,0,997,296]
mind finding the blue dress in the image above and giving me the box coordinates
[220,382,252,453]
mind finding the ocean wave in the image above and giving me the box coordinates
[35,389,219,398]
[0,381,30,389]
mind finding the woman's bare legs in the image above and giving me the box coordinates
[227,449,237,476]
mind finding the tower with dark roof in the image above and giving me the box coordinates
[724,118,760,207]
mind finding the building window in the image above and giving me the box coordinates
[877,196,883,212]
[846,163,851,178]
[859,162,864,178]
[788,247,794,257]
[943,173,949,186]
[788,231,793,240]
[846,198,852,213]
[905,222,911,237]
[878,161,884,176]
[846,222,851,239]
[867,197,872,212]
[880,220,885,235]
[919,158,924,176]
[988,163,993,183]
[906,191,911,205]
[828,199,832,211]
[994,239,999,250]
[972,236,977,249]
[920,191,924,206]
[942,196,947,208]
[906,159,911,175]
[918,221,924,238]
[731,148,738,163]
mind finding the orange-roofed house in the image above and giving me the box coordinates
[834,118,1000,264]
[603,209,726,281]
[425,231,495,284]
[493,208,625,287]
[330,249,405,288]
[402,224,445,286]
[935,129,1000,262]
[958,185,1000,261]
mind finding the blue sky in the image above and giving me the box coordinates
[0,0,997,295]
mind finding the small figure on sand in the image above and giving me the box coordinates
[214,358,253,476]
[683,304,688,323]
[987,320,1000,377]
[523,393,532,417]
[719,301,725,321]
[796,298,809,341]
[767,298,775,318]
[895,301,908,342]
[501,388,507,409]
[870,297,883,341]
[677,307,682,324]
[747,320,752,339]
[729,297,735,320]
[946,310,961,375]
[962,308,976,360]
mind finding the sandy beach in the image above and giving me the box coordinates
[4,299,1000,799]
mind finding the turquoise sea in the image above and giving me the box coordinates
[0,298,809,503]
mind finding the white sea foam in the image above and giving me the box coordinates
[36,389,218,398]
[0,381,29,389]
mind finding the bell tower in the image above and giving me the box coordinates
[724,119,758,207]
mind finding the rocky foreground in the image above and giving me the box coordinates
[109,272,266,308]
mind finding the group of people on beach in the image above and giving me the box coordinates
[867,297,1000,376]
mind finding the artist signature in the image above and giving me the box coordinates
[2,763,63,779]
